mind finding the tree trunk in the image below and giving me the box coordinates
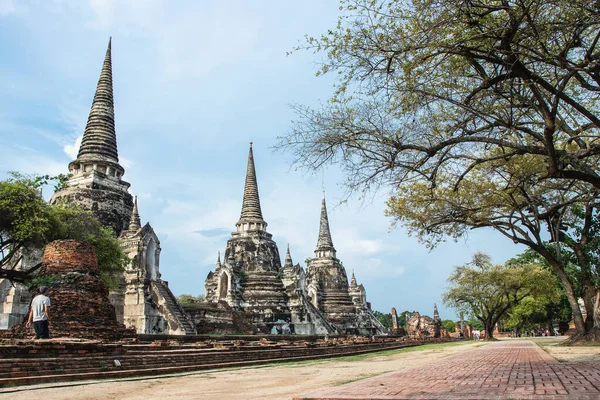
[572,243,595,333]
[484,318,494,340]
[485,325,494,340]
[594,289,600,329]
[582,279,596,332]
[539,250,586,335]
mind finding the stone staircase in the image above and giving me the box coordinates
[150,280,196,335]
[0,337,448,388]
[302,294,339,334]
[366,309,388,333]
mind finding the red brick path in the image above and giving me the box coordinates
[294,340,600,399]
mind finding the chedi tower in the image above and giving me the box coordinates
[305,194,386,335]
[305,194,358,332]
[205,143,291,331]
[50,38,133,234]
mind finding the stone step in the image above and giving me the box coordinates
[0,342,420,388]
[0,340,433,388]
[152,281,196,334]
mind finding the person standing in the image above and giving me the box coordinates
[26,286,51,339]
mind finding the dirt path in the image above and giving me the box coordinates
[0,342,484,400]
[535,337,600,362]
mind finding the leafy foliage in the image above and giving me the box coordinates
[443,253,557,338]
[278,0,600,337]
[281,0,600,191]
[442,319,456,333]
[0,174,126,287]
[373,310,393,329]
[177,294,205,305]
[46,205,127,289]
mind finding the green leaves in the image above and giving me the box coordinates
[0,174,126,287]
[443,252,557,337]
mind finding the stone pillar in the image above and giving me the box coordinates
[391,307,399,334]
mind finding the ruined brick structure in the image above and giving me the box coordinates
[2,38,386,337]
[205,145,385,335]
[7,240,134,340]
[407,304,443,338]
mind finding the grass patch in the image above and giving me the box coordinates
[333,341,478,362]
[332,371,392,386]
[528,338,565,347]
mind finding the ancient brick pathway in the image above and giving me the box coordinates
[294,340,600,400]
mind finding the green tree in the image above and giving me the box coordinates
[280,0,600,190]
[278,0,600,338]
[443,253,557,339]
[177,294,205,305]
[442,319,456,333]
[467,318,484,331]
[46,205,127,289]
[397,310,410,328]
[0,173,51,280]
[509,249,574,332]
[0,174,126,287]
[372,310,393,330]
[503,296,552,336]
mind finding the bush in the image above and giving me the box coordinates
[442,319,455,332]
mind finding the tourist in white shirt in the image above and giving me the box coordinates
[26,286,51,339]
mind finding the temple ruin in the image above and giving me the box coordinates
[7,240,134,340]
[0,39,192,335]
[205,144,386,335]
[1,38,386,337]
[406,304,444,338]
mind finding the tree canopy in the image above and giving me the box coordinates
[0,173,126,287]
[278,0,600,338]
[280,0,600,191]
[443,253,556,339]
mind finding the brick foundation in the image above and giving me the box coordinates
[6,240,135,340]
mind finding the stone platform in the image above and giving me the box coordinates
[0,337,448,388]
[295,340,600,400]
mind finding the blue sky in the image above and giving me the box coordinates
[0,0,526,320]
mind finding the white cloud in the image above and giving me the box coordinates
[0,0,23,16]
[335,228,384,255]
[63,135,81,159]
[0,144,66,178]
[119,156,134,169]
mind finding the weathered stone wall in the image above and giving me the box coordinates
[0,246,42,329]
[7,240,135,340]
[51,183,133,235]
[407,312,441,338]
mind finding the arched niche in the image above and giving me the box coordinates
[145,239,158,280]
[308,288,318,309]
[218,271,230,300]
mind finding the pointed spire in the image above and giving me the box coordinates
[315,191,336,257]
[236,142,266,230]
[128,196,141,231]
[216,251,221,267]
[350,270,357,287]
[283,244,293,268]
[433,303,440,319]
[76,37,119,164]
